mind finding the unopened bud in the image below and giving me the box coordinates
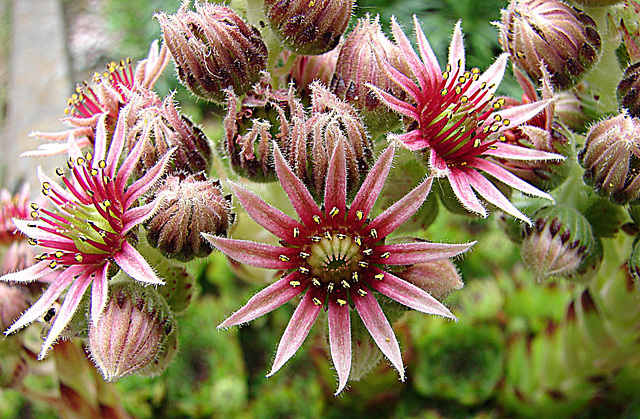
[330,15,410,133]
[223,80,304,181]
[397,259,463,301]
[568,0,624,6]
[578,112,640,205]
[131,93,212,177]
[88,283,176,381]
[157,4,267,103]
[499,0,601,90]
[521,205,594,280]
[288,49,339,100]
[618,62,640,118]
[264,0,353,55]
[290,82,373,197]
[147,175,233,261]
[0,283,30,332]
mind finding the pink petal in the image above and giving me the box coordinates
[92,114,108,164]
[90,263,110,322]
[368,268,456,319]
[489,100,553,135]
[328,296,351,395]
[429,150,450,177]
[117,120,155,185]
[122,147,175,209]
[369,85,420,120]
[413,15,442,85]
[0,259,51,283]
[482,142,565,161]
[389,130,428,151]
[368,177,432,240]
[122,200,161,234]
[465,168,531,224]
[352,289,404,380]
[273,144,322,229]
[4,265,83,335]
[474,54,508,98]
[373,58,422,102]
[467,158,554,201]
[447,21,465,74]
[348,145,395,225]
[267,288,323,377]
[372,240,475,265]
[203,234,299,270]
[391,17,428,92]
[113,241,165,285]
[40,272,93,359]
[231,182,303,243]
[447,168,487,217]
[324,140,347,224]
[218,272,308,328]
[105,110,128,179]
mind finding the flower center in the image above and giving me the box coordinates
[306,232,364,285]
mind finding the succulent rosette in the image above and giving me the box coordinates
[205,141,473,394]
[371,17,563,224]
[0,109,173,358]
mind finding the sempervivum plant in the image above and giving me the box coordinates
[205,141,473,394]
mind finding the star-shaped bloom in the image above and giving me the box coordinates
[27,40,169,157]
[371,17,564,224]
[205,141,473,394]
[0,108,173,358]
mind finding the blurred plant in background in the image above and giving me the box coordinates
[2,0,640,417]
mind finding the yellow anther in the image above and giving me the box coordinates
[30,203,39,210]
[299,252,310,259]
[289,280,301,287]
[440,88,448,96]
[98,160,106,169]
[30,211,39,219]
[354,236,362,246]
[103,199,111,207]
[299,267,310,274]
[351,272,359,282]
[76,157,85,166]
[85,151,93,161]
[458,76,466,84]
[442,71,450,80]
[341,280,350,289]
[279,255,290,262]
[358,261,369,268]
[363,248,373,256]
[502,119,511,126]
[74,254,83,262]
[329,207,339,217]
[324,231,332,240]
[336,234,347,240]
[311,236,321,242]
[336,299,347,307]
[90,168,99,176]
[54,251,63,258]
[48,260,58,269]
[355,210,364,220]
[357,289,368,297]
[86,189,95,197]
[312,278,321,287]
[380,252,391,259]
[499,135,507,142]
[374,273,385,280]
[460,95,469,103]
[370,228,378,239]
[28,238,38,246]
[494,114,502,122]
[42,182,51,190]
[313,297,323,306]
[474,138,482,148]
[472,67,480,74]
[293,227,300,238]
[313,215,322,224]
[55,167,64,176]
[327,282,334,293]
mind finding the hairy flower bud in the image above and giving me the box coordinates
[0,283,29,333]
[157,4,267,103]
[223,80,305,181]
[129,93,212,177]
[330,15,410,133]
[264,0,353,55]
[289,82,373,197]
[146,175,232,261]
[397,259,463,300]
[578,112,640,204]
[618,62,640,118]
[568,0,624,6]
[88,283,176,381]
[498,0,601,90]
[287,49,339,100]
[521,205,594,280]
